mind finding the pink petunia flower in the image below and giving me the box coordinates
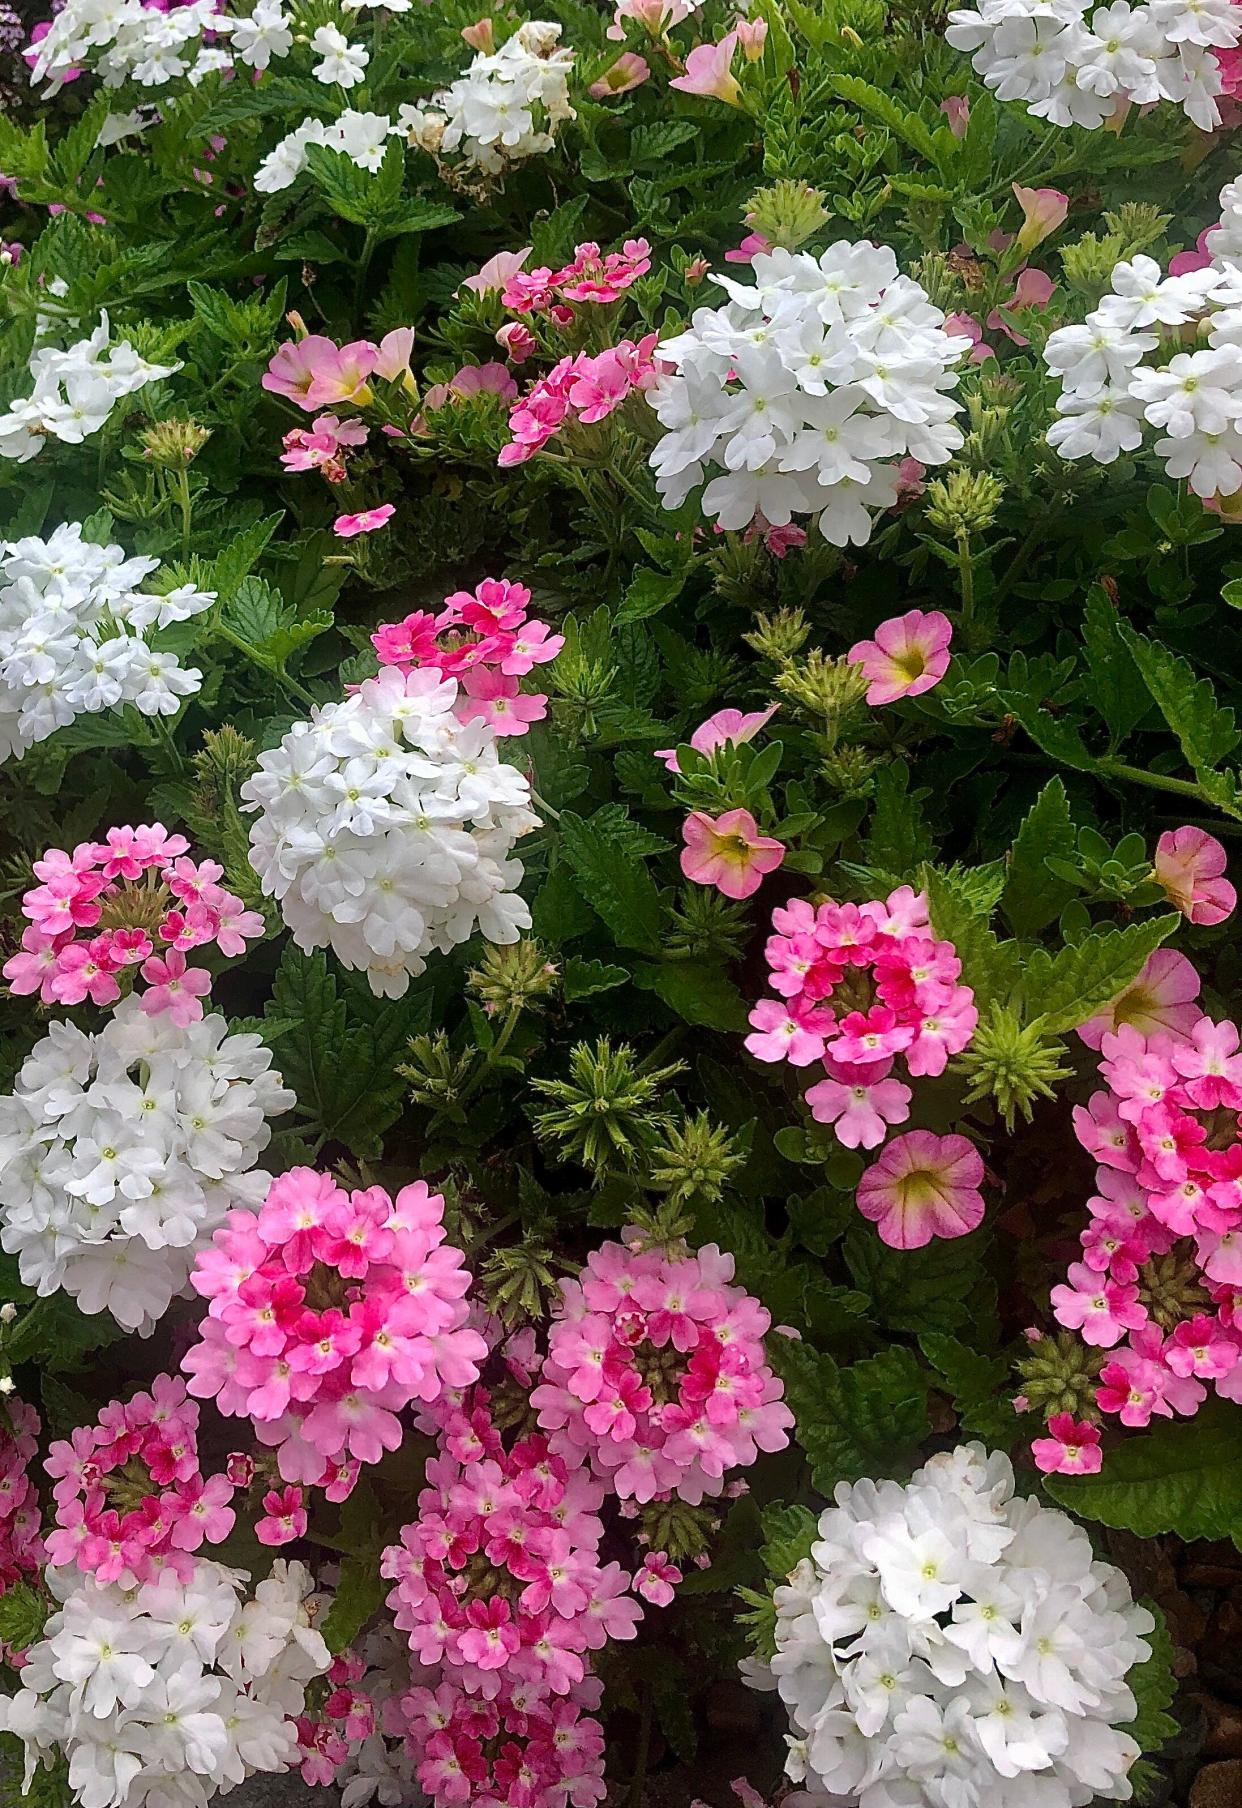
[855,1129,985,1249]
[656,703,778,774]
[669,31,743,102]
[1077,947,1202,1051]
[679,808,785,900]
[1013,183,1069,254]
[588,51,650,96]
[334,504,395,538]
[1154,825,1236,926]
[847,609,953,705]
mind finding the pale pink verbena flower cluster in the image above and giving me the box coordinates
[744,886,978,1150]
[183,1167,488,1492]
[280,413,369,485]
[240,665,539,998]
[944,0,1242,131]
[499,335,661,465]
[645,244,972,547]
[760,1444,1155,1808]
[1045,950,1242,1443]
[1042,217,1242,501]
[371,575,564,740]
[500,238,652,316]
[43,1375,235,1585]
[0,995,293,1334]
[0,1398,45,1600]
[2,823,264,1016]
[0,1557,331,1808]
[0,520,213,762]
[531,1238,793,1504]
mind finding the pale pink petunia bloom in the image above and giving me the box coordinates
[679,808,785,900]
[463,246,532,295]
[940,94,970,135]
[724,231,772,265]
[460,15,493,50]
[588,51,651,96]
[734,16,767,57]
[1013,183,1069,254]
[1154,825,1236,926]
[669,31,743,103]
[987,267,1057,346]
[1077,947,1203,1050]
[855,1129,985,1248]
[945,311,994,363]
[334,503,396,538]
[656,702,778,773]
[848,609,953,705]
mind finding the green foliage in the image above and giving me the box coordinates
[773,1337,930,1491]
[1043,1407,1242,1545]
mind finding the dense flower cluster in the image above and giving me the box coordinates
[763,1444,1154,1807]
[945,0,1242,130]
[0,521,212,762]
[293,1624,424,1801]
[0,316,179,463]
[396,1669,608,1808]
[394,22,575,177]
[500,238,652,315]
[0,1399,45,1595]
[1043,216,1242,500]
[646,245,970,545]
[745,886,978,1147]
[43,1375,234,1584]
[531,1238,793,1503]
[240,665,539,997]
[371,575,563,738]
[2,823,263,1013]
[0,1557,331,1808]
[1043,960,1242,1445]
[254,110,395,195]
[0,996,292,1333]
[24,0,304,91]
[184,1167,487,1488]
[500,335,660,464]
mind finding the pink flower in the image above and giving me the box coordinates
[1050,1262,1147,1347]
[945,311,995,363]
[464,246,532,295]
[940,94,970,135]
[634,1550,682,1607]
[1154,826,1236,925]
[1031,1414,1103,1476]
[848,609,953,705]
[257,1485,308,1546]
[656,703,778,773]
[679,808,785,900]
[138,948,212,1025]
[588,51,650,96]
[1169,227,1216,277]
[724,231,772,265]
[669,31,743,103]
[1013,183,1070,254]
[457,668,547,736]
[1077,948,1202,1050]
[744,997,828,1067]
[460,16,494,51]
[855,1130,986,1249]
[803,1061,912,1149]
[496,321,537,364]
[263,336,377,411]
[988,267,1057,346]
[1166,1314,1240,1380]
[334,504,395,538]
[735,16,767,57]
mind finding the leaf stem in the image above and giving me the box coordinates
[530,786,561,822]
[213,620,318,708]
[1095,758,1212,803]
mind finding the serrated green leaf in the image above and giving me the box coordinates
[772,1337,930,1490]
[615,568,685,625]
[635,959,748,1031]
[844,1224,995,1338]
[1082,585,1150,747]
[924,865,1023,1012]
[1116,621,1240,770]
[760,1502,819,1582]
[1043,1405,1242,1543]
[1001,778,1078,937]
[830,74,942,167]
[562,956,629,1002]
[321,1554,386,1654]
[919,1333,1015,1443]
[0,1584,49,1652]
[1020,914,1179,1036]
[558,810,665,954]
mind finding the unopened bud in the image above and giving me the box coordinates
[744,179,829,252]
[924,467,1005,539]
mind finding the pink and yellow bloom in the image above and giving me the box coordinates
[1031,1414,1103,1476]
[855,1129,985,1248]
[669,31,743,104]
[1154,825,1236,926]
[656,702,778,773]
[680,808,785,900]
[848,609,952,705]
[588,51,651,96]
[1012,183,1070,255]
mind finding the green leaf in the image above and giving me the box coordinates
[830,74,942,167]
[562,956,629,1002]
[651,1660,697,1763]
[1127,1605,1179,1759]
[1082,585,1150,746]
[924,865,1023,1012]
[8,1294,125,1374]
[1020,914,1179,1036]
[321,1554,386,1654]
[1043,1405,1242,1543]
[772,1338,930,1490]
[635,959,748,1031]
[0,1584,49,1652]
[1004,693,1100,772]
[615,568,686,625]
[865,762,933,879]
[1116,620,1240,770]
[1001,778,1078,937]
[210,515,283,600]
[760,1502,819,1583]
[844,1224,995,1338]
[919,1333,1015,1443]
[558,810,665,954]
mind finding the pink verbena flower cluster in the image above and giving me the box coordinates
[280,412,369,484]
[382,1390,641,1700]
[42,1374,235,1585]
[371,576,564,739]
[1045,966,1242,1453]
[398,1670,607,1808]
[744,885,978,1149]
[0,1399,44,1598]
[530,1238,793,1504]
[182,1168,488,1489]
[499,335,660,466]
[2,823,264,1019]
[500,239,652,316]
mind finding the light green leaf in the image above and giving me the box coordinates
[1043,1406,1242,1544]
[1116,621,1239,770]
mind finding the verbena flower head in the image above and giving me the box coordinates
[0,1398,45,1599]
[0,996,294,1334]
[184,1168,488,1487]
[0,1556,330,1808]
[240,665,540,997]
[531,1237,793,1503]
[393,21,575,179]
[645,244,972,546]
[395,1669,608,1807]
[25,0,296,91]
[759,1444,1154,1806]
[0,317,180,465]
[0,522,212,761]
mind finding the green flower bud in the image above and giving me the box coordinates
[957,1005,1072,1130]
[467,939,559,1016]
[744,607,811,663]
[140,418,211,467]
[1017,1329,1103,1422]
[744,180,830,251]
[924,467,1005,539]
[1137,1251,1213,1332]
[648,1111,744,1208]
[530,1038,685,1179]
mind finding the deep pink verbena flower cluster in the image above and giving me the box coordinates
[371,575,564,739]
[42,1374,235,1585]
[2,823,264,1018]
[1043,956,1242,1456]
[499,239,652,317]
[530,1238,793,1504]
[182,1168,488,1490]
[499,335,660,466]
[0,1399,44,1599]
[744,885,978,1149]
[399,1669,608,1807]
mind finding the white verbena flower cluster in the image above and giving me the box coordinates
[1043,231,1242,498]
[241,665,539,998]
[254,108,394,195]
[26,0,295,94]
[646,243,971,548]
[0,313,179,465]
[395,21,576,177]
[0,521,216,764]
[0,1558,331,1808]
[944,0,1241,131]
[760,1444,1154,1808]
[0,996,294,1335]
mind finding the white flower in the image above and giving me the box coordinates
[393,21,575,175]
[0,316,180,466]
[310,21,369,85]
[755,1444,1154,1808]
[241,667,539,996]
[228,0,291,68]
[0,996,293,1335]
